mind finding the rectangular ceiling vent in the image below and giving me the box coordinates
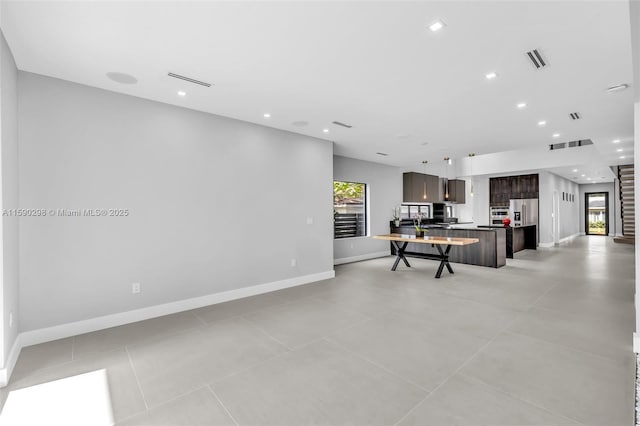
[525,49,547,69]
[167,72,212,87]
[332,121,353,128]
[549,139,593,151]
[376,152,389,156]
[569,112,581,120]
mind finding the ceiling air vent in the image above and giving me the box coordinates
[569,112,581,120]
[167,72,212,87]
[376,152,389,156]
[525,49,547,69]
[550,139,593,151]
[332,121,353,128]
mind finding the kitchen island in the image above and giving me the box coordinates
[477,225,537,258]
[390,223,506,268]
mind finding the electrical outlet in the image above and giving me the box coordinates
[306,217,313,225]
[290,258,297,267]
[132,282,141,294]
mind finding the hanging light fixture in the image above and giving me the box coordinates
[443,157,450,201]
[468,153,475,197]
[422,160,428,200]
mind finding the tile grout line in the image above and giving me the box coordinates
[456,372,587,426]
[397,275,593,426]
[504,329,631,365]
[114,385,211,424]
[324,337,431,393]
[392,297,547,426]
[236,316,295,352]
[207,385,240,426]
[124,346,150,411]
[207,323,376,388]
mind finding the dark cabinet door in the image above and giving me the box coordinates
[403,172,425,203]
[403,172,441,202]
[451,179,465,204]
[490,178,499,206]
[425,174,441,202]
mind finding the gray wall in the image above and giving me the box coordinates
[333,156,401,263]
[539,171,580,244]
[0,30,19,365]
[18,72,334,332]
[579,182,618,236]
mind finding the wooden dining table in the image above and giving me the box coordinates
[373,233,480,278]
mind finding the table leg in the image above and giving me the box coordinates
[434,244,454,278]
[391,241,411,271]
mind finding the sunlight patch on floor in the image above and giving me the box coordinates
[0,369,113,426]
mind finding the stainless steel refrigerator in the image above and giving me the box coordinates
[509,198,539,227]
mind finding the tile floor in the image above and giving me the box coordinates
[1,236,635,425]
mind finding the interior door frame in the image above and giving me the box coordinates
[552,190,560,245]
[584,192,609,236]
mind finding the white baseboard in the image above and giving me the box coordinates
[0,270,335,387]
[540,233,580,248]
[559,233,580,243]
[0,335,23,387]
[334,251,390,265]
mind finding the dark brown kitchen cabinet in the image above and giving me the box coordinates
[403,172,441,203]
[490,174,538,206]
[444,179,466,204]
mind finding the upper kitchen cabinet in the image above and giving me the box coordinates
[489,174,539,206]
[443,179,466,204]
[403,172,441,203]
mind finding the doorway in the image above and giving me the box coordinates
[553,190,560,244]
[585,192,609,236]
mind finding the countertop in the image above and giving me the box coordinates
[476,224,537,229]
[393,224,502,232]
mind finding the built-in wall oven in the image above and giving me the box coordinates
[490,207,509,225]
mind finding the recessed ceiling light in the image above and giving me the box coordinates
[616,148,623,152]
[177,91,186,97]
[428,20,446,32]
[572,169,578,172]
[620,156,626,159]
[581,174,586,177]
[106,72,138,85]
[587,177,592,180]
[516,102,527,109]
[263,113,271,118]
[552,133,560,138]
[323,129,329,133]
[612,139,620,143]
[538,120,547,127]
[485,72,498,80]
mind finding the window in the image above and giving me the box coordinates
[401,205,431,219]
[333,181,367,238]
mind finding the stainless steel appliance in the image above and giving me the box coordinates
[489,206,510,225]
[509,199,539,227]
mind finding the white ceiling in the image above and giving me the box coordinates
[1,1,635,177]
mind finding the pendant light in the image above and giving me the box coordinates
[468,153,475,197]
[422,160,428,200]
[443,157,450,201]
